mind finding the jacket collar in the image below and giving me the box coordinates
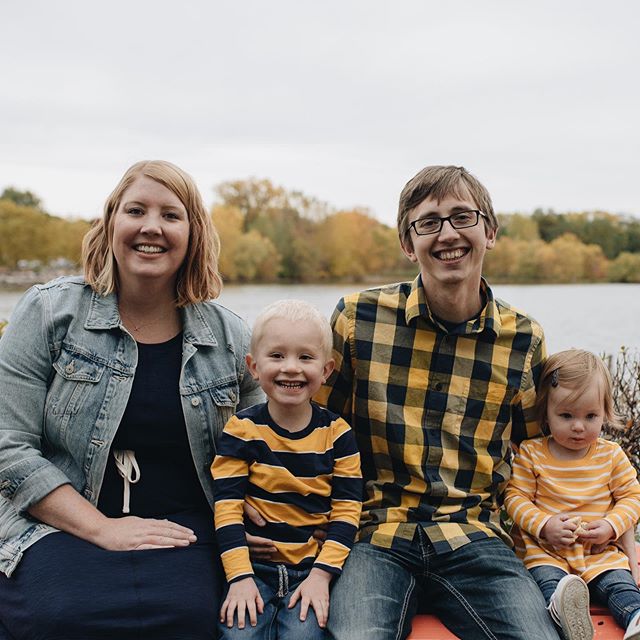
[405,274,501,338]
[84,289,219,346]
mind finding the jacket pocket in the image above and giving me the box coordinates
[48,347,105,416]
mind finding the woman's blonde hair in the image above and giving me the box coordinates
[82,160,222,306]
[536,348,622,433]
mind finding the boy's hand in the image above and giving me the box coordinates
[220,577,264,629]
[288,567,332,628]
[578,519,616,546]
[541,514,580,548]
[243,503,277,560]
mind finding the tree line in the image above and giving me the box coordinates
[1,183,640,283]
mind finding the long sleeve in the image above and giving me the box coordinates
[510,333,547,445]
[605,445,640,539]
[314,420,362,575]
[315,298,354,420]
[211,417,253,583]
[503,442,551,538]
[0,286,71,514]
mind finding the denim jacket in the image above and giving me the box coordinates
[0,276,264,576]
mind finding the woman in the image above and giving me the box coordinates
[0,161,263,639]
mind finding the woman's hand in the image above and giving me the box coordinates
[28,485,196,551]
[95,516,197,551]
[288,567,332,628]
[220,577,264,629]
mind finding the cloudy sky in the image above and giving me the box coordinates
[2,1,638,226]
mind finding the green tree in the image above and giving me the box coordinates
[1,186,43,210]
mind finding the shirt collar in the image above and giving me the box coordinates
[405,274,500,338]
[84,289,219,346]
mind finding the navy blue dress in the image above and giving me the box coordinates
[0,334,221,640]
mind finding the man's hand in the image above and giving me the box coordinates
[541,514,580,548]
[243,503,277,560]
[242,504,327,558]
[220,577,264,629]
[578,519,616,546]
[95,516,197,551]
[288,567,332,628]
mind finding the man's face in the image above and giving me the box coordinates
[401,191,496,290]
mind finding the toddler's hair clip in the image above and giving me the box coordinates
[550,369,559,387]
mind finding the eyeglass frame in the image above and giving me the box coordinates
[408,209,489,236]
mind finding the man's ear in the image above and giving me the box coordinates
[246,353,259,380]
[485,226,497,250]
[322,358,335,383]
[401,238,418,263]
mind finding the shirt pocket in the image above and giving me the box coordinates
[48,347,106,417]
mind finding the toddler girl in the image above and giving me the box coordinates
[504,349,640,640]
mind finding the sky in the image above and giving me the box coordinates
[2,1,638,226]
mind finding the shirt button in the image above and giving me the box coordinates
[191,397,201,407]
[65,362,75,374]
[435,382,444,392]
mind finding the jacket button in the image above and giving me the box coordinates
[65,362,75,374]
[191,397,201,407]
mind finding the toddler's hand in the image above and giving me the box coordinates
[220,577,264,629]
[578,519,616,546]
[288,567,332,628]
[541,514,580,548]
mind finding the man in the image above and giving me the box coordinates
[316,166,559,639]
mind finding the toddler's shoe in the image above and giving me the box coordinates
[624,609,640,640]
[548,574,594,640]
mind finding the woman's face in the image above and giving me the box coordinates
[111,175,190,293]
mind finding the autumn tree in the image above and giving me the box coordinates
[608,253,640,283]
[0,199,89,268]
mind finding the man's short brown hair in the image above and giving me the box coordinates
[397,165,499,250]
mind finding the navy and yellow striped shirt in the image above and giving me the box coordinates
[211,402,362,583]
[315,275,546,555]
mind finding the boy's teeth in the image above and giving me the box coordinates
[278,381,304,388]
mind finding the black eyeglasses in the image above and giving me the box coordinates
[408,210,488,236]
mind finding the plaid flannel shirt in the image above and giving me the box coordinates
[315,275,546,555]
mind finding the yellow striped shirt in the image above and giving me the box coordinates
[212,402,362,583]
[504,436,640,581]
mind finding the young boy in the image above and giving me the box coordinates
[211,300,362,639]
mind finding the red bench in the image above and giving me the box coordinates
[406,546,640,639]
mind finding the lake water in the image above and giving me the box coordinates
[1,281,639,355]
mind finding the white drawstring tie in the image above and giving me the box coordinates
[113,449,140,514]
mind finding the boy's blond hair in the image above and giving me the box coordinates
[536,348,622,434]
[251,299,333,359]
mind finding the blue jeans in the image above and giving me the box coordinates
[219,563,327,640]
[530,565,640,629]
[327,531,560,640]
